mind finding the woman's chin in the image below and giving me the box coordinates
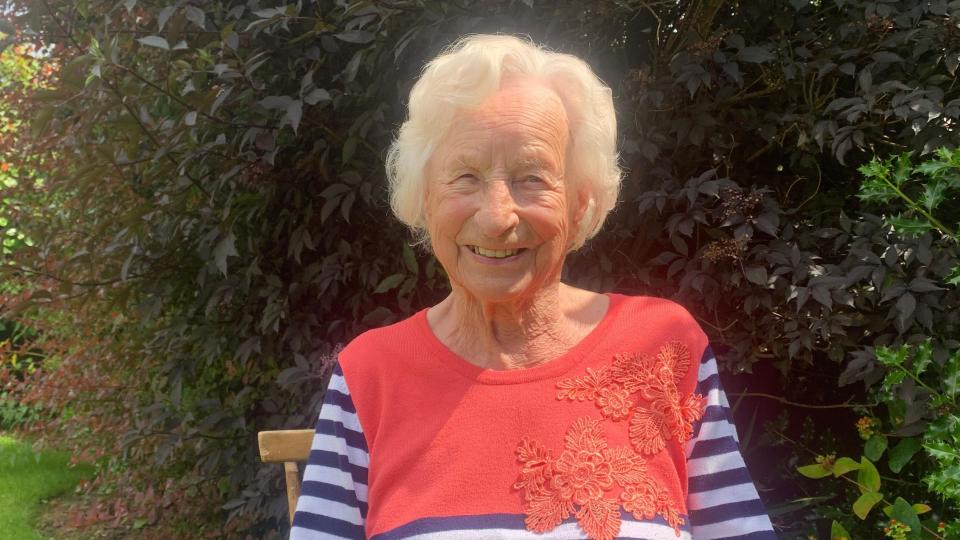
[455,277,549,305]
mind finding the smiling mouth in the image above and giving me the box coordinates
[467,246,526,259]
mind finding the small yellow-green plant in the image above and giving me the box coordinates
[798,340,960,539]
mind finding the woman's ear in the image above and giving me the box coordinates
[567,188,590,251]
[572,188,589,228]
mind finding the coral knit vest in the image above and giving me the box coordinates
[338,294,709,540]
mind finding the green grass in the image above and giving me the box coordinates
[0,434,95,540]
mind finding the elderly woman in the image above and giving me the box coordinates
[291,35,774,540]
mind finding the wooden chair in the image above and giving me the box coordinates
[257,429,315,524]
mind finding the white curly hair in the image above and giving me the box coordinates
[386,34,622,250]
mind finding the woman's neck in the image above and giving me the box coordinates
[427,282,607,370]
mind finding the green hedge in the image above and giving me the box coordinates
[2,0,958,537]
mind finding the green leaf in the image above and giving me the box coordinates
[889,437,921,473]
[185,5,206,29]
[833,456,862,476]
[883,369,907,391]
[887,215,934,235]
[944,349,960,399]
[286,99,303,133]
[304,88,331,105]
[30,106,54,137]
[912,503,931,514]
[157,6,175,31]
[0,18,16,35]
[340,191,355,223]
[213,232,238,277]
[864,435,888,461]
[210,85,233,115]
[320,195,340,224]
[890,152,913,187]
[319,183,350,199]
[911,340,932,377]
[258,95,292,110]
[852,491,883,519]
[857,456,881,492]
[136,35,170,50]
[335,30,374,44]
[858,68,872,93]
[797,463,832,479]
[915,159,952,178]
[858,157,888,180]
[373,273,405,294]
[872,51,903,63]
[857,176,896,203]
[876,346,908,367]
[895,292,916,326]
[253,7,286,18]
[402,244,418,275]
[946,53,960,75]
[830,520,851,540]
[361,306,393,326]
[889,497,922,539]
[887,398,907,426]
[924,441,960,462]
[919,180,948,213]
[738,46,775,63]
[907,277,944,294]
[744,266,768,285]
[948,266,960,286]
[342,136,358,165]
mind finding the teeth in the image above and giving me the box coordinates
[472,246,520,258]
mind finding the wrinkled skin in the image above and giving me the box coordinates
[424,78,608,370]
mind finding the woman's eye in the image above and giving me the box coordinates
[518,175,551,188]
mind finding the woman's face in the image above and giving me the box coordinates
[424,78,586,304]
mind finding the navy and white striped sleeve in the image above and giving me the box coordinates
[290,363,369,539]
[685,346,776,539]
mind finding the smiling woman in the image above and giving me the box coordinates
[290,35,776,540]
[424,79,579,316]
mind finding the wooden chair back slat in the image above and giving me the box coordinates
[257,429,315,525]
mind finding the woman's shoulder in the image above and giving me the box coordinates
[610,292,701,323]
[562,285,696,323]
[605,293,709,350]
[335,308,426,374]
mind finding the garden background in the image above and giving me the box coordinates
[1,0,959,538]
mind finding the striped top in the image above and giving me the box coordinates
[291,295,775,539]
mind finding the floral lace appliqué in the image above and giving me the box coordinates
[557,341,707,456]
[513,341,706,538]
[513,417,684,540]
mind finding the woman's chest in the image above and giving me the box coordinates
[362,382,691,539]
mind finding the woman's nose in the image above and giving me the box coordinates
[475,180,520,238]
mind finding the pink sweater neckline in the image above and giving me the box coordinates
[413,292,624,385]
